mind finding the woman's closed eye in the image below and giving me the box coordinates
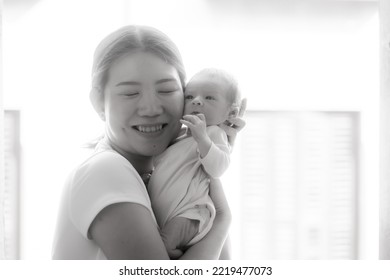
[185,95,193,100]
[121,92,139,97]
[205,96,215,100]
[157,86,180,95]
[158,90,176,94]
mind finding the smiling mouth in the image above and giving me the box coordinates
[191,111,200,115]
[133,124,167,133]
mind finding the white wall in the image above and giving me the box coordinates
[3,0,379,259]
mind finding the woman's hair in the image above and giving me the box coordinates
[90,25,186,114]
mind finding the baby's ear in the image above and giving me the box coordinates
[228,106,239,119]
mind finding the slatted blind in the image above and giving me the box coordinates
[2,110,20,259]
[239,111,358,259]
[0,0,5,259]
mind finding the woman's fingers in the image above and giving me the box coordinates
[227,117,246,132]
[219,123,236,138]
[219,98,247,146]
[238,98,247,118]
[220,117,246,146]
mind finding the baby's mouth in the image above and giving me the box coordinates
[133,124,167,133]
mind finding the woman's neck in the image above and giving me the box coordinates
[104,137,154,175]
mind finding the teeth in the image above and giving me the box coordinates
[136,124,163,133]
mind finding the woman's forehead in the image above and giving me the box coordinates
[107,51,181,84]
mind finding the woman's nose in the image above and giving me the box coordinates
[138,91,163,116]
[192,96,203,106]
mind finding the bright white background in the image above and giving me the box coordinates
[3,0,379,259]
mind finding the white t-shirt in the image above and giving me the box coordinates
[52,138,156,259]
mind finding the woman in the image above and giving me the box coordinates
[52,25,245,259]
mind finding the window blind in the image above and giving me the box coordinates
[239,111,358,259]
[0,109,4,260]
[3,110,20,259]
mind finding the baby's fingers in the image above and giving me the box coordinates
[196,113,206,122]
[180,119,194,129]
[182,114,202,124]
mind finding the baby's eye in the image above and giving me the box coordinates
[205,96,215,100]
[185,95,193,100]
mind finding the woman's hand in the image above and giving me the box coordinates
[219,98,247,146]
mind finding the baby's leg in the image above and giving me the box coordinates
[160,217,199,259]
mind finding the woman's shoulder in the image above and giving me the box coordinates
[85,149,128,167]
[73,150,137,182]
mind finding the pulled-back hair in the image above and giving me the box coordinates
[90,25,186,114]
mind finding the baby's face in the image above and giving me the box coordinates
[184,74,232,126]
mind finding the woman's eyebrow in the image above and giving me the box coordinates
[155,78,177,84]
[115,81,141,87]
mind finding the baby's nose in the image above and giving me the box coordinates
[192,96,203,106]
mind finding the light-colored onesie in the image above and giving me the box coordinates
[148,125,230,245]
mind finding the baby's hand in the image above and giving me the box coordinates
[180,114,208,143]
[160,217,199,259]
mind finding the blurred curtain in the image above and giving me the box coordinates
[380,0,390,260]
[0,0,6,260]
[239,111,359,259]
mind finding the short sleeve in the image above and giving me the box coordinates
[69,151,153,239]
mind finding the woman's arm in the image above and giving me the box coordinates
[90,202,170,260]
[219,236,232,260]
[179,179,231,260]
[90,178,231,260]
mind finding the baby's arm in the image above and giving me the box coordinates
[180,114,230,178]
[180,114,212,158]
[160,217,199,259]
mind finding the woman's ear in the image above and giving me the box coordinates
[90,88,106,121]
[99,111,106,121]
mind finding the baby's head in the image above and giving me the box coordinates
[184,68,241,126]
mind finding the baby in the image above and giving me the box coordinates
[148,68,241,259]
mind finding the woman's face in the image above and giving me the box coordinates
[102,51,184,157]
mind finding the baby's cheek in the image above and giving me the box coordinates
[183,105,191,115]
